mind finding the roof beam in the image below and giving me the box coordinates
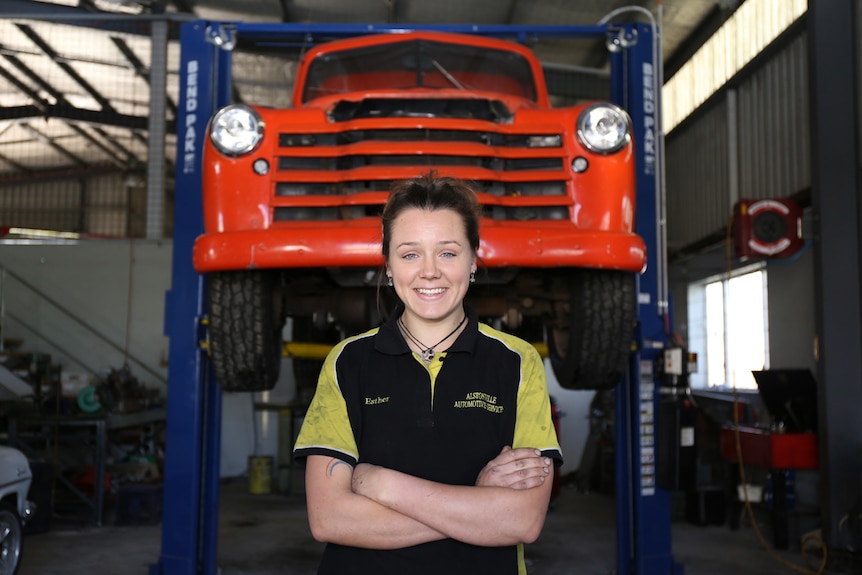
[91,125,145,167]
[0,150,32,174]
[0,103,175,134]
[0,64,50,113]
[0,42,71,107]
[111,35,178,117]
[20,121,88,167]
[66,123,127,167]
[15,22,118,114]
[0,163,120,186]
[0,0,98,16]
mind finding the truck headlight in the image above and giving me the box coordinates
[576,103,631,154]
[210,104,264,156]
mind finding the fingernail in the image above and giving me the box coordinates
[543,458,551,465]
[534,449,541,456]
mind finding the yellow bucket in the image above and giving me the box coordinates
[248,455,273,495]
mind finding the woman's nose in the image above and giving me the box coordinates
[419,257,440,278]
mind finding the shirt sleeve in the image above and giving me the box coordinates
[293,341,360,466]
[512,345,563,464]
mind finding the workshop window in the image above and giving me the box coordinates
[688,266,769,390]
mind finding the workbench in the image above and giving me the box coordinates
[6,408,166,527]
[720,424,819,549]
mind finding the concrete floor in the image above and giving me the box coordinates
[18,478,855,575]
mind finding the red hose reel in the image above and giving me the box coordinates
[733,198,804,259]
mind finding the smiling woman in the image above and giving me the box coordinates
[293,172,563,575]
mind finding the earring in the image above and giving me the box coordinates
[469,271,475,284]
[387,275,393,287]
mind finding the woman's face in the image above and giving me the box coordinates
[386,207,476,326]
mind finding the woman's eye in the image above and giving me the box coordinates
[402,253,418,260]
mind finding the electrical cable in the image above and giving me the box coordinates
[598,1,669,330]
[725,214,828,575]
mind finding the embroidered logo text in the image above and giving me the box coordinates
[453,392,504,413]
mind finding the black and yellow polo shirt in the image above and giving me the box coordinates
[294,304,563,575]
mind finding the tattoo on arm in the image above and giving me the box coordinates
[326,458,353,477]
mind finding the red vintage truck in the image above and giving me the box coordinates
[192,30,645,393]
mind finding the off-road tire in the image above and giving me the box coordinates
[547,270,636,390]
[207,270,284,392]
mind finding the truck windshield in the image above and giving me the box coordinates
[302,39,537,103]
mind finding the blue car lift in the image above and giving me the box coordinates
[154,20,676,575]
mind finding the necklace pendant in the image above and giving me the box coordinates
[421,349,434,362]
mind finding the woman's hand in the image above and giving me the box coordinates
[475,446,551,490]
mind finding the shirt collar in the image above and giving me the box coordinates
[375,304,478,357]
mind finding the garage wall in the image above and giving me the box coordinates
[665,27,810,251]
[1,173,140,237]
[0,239,171,388]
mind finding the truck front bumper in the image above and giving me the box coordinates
[192,222,646,274]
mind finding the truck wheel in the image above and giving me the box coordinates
[208,271,284,392]
[547,270,636,390]
[0,501,23,575]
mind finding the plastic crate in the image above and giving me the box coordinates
[115,483,163,526]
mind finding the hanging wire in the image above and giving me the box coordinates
[598,2,669,329]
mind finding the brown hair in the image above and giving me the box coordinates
[381,171,482,260]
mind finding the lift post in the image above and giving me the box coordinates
[152,21,231,575]
[611,23,682,575]
[156,20,673,575]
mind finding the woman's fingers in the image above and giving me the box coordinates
[476,447,552,489]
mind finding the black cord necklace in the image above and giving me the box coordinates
[398,313,468,362]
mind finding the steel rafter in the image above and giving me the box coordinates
[66,123,127,167]
[0,150,31,174]
[0,163,121,185]
[91,125,144,167]
[15,22,118,114]
[0,18,173,181]
[0,44,68,106]
[19,121,86,166]
[111,35,179,118]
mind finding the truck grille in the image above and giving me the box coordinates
[279,129,558,148]
[271,100,570,223]
[277,156,562,172]
[273,204,568,222]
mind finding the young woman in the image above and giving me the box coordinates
[293,172,563,574]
